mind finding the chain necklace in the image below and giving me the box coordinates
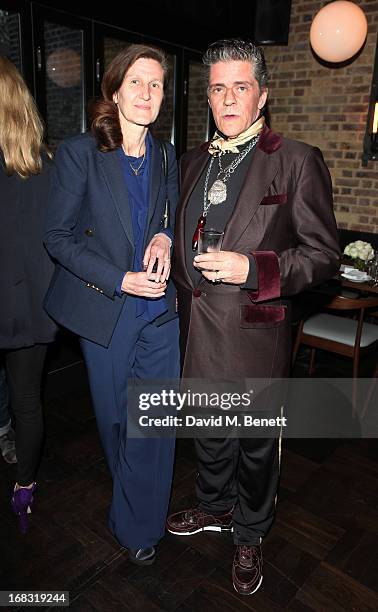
[192,136,258,251]
[128,150,146,176]
[204,135,258,210]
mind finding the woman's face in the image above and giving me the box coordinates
[113,57,164,130]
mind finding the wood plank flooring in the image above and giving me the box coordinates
[0,342,377,611]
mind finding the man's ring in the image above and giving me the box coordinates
[213,270,222,284]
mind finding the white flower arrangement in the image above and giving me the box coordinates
[343,240,374,262]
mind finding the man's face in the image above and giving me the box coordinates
[208,60,268,137]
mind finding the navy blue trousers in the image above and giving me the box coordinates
[80,297,179,549]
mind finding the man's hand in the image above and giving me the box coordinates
[121,271,167,297]
[193,251,249,284]
[143,233,171,282]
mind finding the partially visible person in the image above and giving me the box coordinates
[44,44,179,565]
[0,56,57,532]
[0,364,17,464]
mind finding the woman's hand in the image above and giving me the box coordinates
[121,271,166,298]
[193,251,249,284]
[143,233,171,282]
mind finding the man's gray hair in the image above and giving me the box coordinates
[202,38,269,90]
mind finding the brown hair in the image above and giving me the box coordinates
[0,56,51,177]
[91,44,168,152]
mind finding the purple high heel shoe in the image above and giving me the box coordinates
[11,483,36,534]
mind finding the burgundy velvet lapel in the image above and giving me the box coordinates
[258,124,282,154]
[175,146,210,289]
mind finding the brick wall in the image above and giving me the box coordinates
[187,61,209,150]
[264,0,378,233]
[152,54,175,143]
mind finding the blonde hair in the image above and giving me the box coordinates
[0,56,51,177]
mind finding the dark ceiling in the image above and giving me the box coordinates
[29,0,291,51]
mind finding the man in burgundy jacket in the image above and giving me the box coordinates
[167,38,340,596]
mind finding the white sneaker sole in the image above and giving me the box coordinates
[167,525,233,535]
[233,575,263,596]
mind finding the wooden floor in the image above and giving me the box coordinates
[0,340,377,611]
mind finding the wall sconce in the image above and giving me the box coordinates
[310,1,367,63]
[46,48,82,88]
[362,36,378,166]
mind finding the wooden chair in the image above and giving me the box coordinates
[292,294,378,415]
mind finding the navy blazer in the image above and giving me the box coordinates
[0,153,57,349]
[44,132,178,347]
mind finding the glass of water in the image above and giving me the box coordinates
[197,228,224,254]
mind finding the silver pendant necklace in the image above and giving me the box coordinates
[207,178,227,205]
[128,150,146,176]
[205,136,258,210]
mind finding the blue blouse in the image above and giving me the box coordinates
[117,133,168,322]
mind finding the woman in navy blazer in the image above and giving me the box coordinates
[44,44,180,565]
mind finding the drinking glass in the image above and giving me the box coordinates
[367,252,378,283]
[197,229,224,254]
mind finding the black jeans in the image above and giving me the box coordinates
[5,344,47,485]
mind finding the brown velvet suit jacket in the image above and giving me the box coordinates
[172,125,341,379]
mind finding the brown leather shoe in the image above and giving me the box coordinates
[232,545,263,596]
[166,506,233,535]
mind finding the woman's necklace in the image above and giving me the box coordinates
[128,150,146,176]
